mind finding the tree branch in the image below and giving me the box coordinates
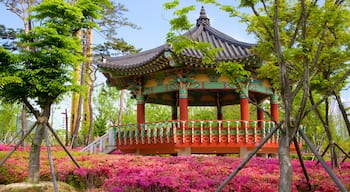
[294,0,310,127]
[260,0,272,19]
[250,4,275,43]
[310,25,327,72]
[21,97,39,119]
[303,68,350,118]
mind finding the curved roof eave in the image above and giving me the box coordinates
[98,44,171,70]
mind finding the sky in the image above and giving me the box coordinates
[99,0,255,52]
[0,1,349,128]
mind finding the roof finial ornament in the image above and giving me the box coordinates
[196,6,210,26]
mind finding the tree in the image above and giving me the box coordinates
[0,0,110,183]
[92,85,136,138]
[164,0,350,191]
[70,1,139,147]
[146,104,171,122]
[1,0,40,147]
[0,25,21,50]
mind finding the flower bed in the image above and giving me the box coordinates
[0,144,349,191]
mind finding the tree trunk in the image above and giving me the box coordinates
[27,121,46,183]
[70,67,80,144]
[325,98,338,168]
[72,30,89,148]
[86,77,95,145]
[21,103,27,147]
[27,101,51,184]
[72,93,83,148]
[278,126,293,192]
[333,91,350,136]
[84,28,93,145]
[70,30,82,145]
[118,90,125,125]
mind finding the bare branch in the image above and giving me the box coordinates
[303,68,350,118]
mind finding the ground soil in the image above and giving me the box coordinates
[0,181,77,192]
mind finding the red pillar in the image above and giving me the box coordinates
[240,90,249,144]
[172,105,178,120]
[257,101,264,125]
[256,101,264,143]
[179,87,188,121]
[270,94,279,122]
[217,106,223,120]
[179,87,189,143]
[270,93,279,144]
[137,95,145,126]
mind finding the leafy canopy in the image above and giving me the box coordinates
[164,0,350,93]
[0,0,110,109]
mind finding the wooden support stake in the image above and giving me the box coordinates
[45,128,58,192]
[46,123,80,168]
[299,129,347,191]
[333,143,350,163]
[293,137,311,191]
[7,128,24,145]
[315,144,329,166]
[0,122,37,167]
[215,121,281,192]
[341,152,350,163]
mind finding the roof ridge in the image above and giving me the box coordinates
[204,25,255,48]
[196,6,210,26]
[108,44,170,62]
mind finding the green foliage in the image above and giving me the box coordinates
[145,104,171,122]
[252,1,350,91]
[189,107,215,120]
[0,0,88,108]
[0,25,22,50]
[169,14,193,31]
[93,85,120,136]
[163,0,179,10]
[216,61,251,89]
[0,0,115,109]
[0,100,21,143]
[219,5,239,17]
[256,61,279,89]
[0,47,22,89]
[93,114,109,137]
[92,86,137,136]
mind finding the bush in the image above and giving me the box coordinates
[0,145,349,191]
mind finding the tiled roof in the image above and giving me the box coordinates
[98,6,256,74]
[98,44,171,71]
[181,24,255,60]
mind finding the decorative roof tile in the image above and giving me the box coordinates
[98,7,256,73]
[98,44,171,71]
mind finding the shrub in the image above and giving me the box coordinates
[0,144,349,191]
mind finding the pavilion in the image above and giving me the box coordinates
[98,7,301,156]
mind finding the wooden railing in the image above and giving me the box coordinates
[114,120,304,146]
